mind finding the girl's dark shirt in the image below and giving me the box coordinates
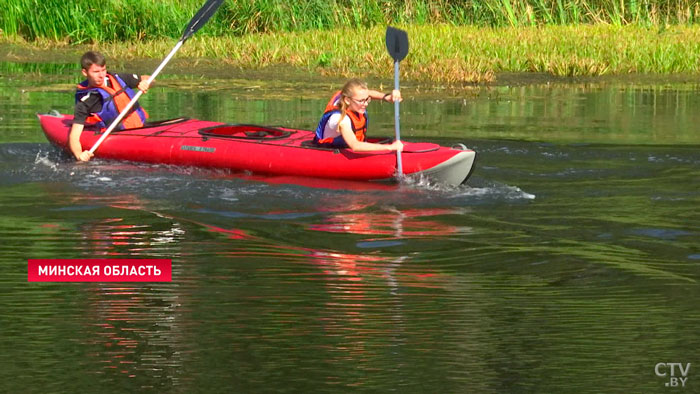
[73,73,141,125]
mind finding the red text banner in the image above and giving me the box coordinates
[28,259,172,282]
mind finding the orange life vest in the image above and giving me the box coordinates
[75,73,148,130]
[314,91,368,146]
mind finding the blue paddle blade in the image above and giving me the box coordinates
[385,26,409,62]
[181,0,225,42]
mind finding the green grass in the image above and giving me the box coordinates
[3,1,700,82]
[1,0,699,43]
[82,24,700,82]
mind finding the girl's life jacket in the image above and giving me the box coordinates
[314,91,368,147]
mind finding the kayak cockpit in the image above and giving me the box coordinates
[200,124,292,141]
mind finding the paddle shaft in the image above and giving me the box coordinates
[393,61,403,176]
[89,41,183,154]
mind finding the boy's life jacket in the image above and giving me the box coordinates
[75,73,148,131]
[314,91,368,147]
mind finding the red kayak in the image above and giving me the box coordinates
[37,112,476,185]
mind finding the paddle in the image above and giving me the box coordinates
[385,26,409,177]
[89,0,224,154]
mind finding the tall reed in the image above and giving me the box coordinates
[2,0,699,43]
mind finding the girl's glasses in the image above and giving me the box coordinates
[350,96,371,105]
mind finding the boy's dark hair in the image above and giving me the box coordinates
[80,51,106,70]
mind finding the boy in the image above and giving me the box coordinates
[70,51,151,161]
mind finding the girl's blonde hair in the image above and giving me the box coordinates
[337,78,367,123]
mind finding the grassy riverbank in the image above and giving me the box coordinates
[4,24,700,83]
[3,1,700,82]
[2,0,698,43]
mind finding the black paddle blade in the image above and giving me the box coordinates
[181,0,225,42]
[385,26,409,62]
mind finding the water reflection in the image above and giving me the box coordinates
[34,193,186,387]
[84,284,183,387]
[310,207,469,238]
[4,60,700,144]
[2,62,700,391]
[59,194,185,257]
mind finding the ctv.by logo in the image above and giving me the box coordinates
[655,363,691,388]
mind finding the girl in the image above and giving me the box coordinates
[315,78,403,152]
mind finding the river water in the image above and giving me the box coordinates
[0,61,698,393]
